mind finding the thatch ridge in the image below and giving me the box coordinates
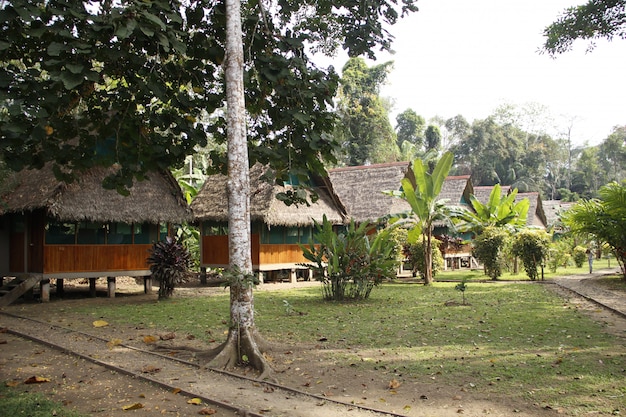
[0,165,191,224]
[190,164,346,226]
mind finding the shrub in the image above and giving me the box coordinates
[547,239,572,273]
[300,216,398,301]
[511,230,551,280]
[572,245,587,268]
[404,237,444,280]
[147,236,192,299]
[471,227,509,280]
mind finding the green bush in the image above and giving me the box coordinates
[572,245,587,268]
[404,237,443,280]
[147,236,192,299]
[300,216,398,301]
[471,227,509,280]
[511,229,551,280]
[547,239,572,273]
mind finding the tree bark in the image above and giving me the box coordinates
[424,226,433,285]
[206,0,271,379]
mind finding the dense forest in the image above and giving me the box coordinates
[333,57,626,201]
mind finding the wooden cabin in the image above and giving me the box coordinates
[0,165,190,305]
[190,164,347,282]
[328,162,477,271]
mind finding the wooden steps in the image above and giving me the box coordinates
[0,275,41,307]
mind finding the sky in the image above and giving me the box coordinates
[325,0,626,146]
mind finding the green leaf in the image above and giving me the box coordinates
[60,71,84,90]
[47,42,65,56]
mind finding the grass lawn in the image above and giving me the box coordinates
[59,269,626,415]
[0,384,86,417]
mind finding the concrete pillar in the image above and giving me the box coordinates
[40,279,50,303]
[257,271,264,284]
[89,278,97,297]
[143,276,153,294]
[290,269,297,283]
[107,277,116,298]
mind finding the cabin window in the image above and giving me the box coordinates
[77,222,106,244]
[159,224,169,241]
[261,226,313,244]
[203,221,228,236]
[45,221,77,244]
[134,223,156,244]
[108,223,132,244]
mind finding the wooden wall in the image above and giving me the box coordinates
[43,244,152,273]
[201,234,310,268]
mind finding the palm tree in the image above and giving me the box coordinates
[454,184,530,236]
[563,180,626,280]
[394,151,454,284]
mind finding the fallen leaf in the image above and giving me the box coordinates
[160,332,176,341]
[199,408,217,415]
[92,320,109,328]
[143,335,158,344]
[5,380,20,387]
[188,398,203,405]
[24,376,50,384]
[172,388,182,394]
[141,365,161,374]
[388,379,401,389]
[404,405,412,411]
[122,403,144,410]
[107,339,123,349]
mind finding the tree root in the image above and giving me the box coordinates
[201,326,275,382]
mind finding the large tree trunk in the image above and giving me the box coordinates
[206,0,271,379]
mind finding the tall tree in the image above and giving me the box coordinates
[543,0,626,55]
[335,57,399,165]
[1,0,419,374]
[598,126,626,183]
[395,108,425,149]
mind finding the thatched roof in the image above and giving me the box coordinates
[329,162,410,222]
[542,200,575,227]
[472,185,511,204]
[516,192,547,228]
[329,162,473,223]
[190,164,346,226]
[0,165,191,224]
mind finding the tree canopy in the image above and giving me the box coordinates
[543,0,626,55]
[1,0,418,190]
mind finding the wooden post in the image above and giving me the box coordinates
[200,267,207,285]
[40,279,50,303]
[89,278,97,297]
[56,278,64,297]
[107,277,116,298]
[143,276,153,294]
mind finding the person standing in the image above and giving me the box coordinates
[586,249,594,273]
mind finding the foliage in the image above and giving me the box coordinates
[454,184,530,235]
[300,215,398,301]
[542,0,626,55]
[1,0,418,193]
[404,237,444,280]
[547,239,573,273]
[147,236,192,299]
[511,229,552,280]
[390,151,454,284]
[572,245,588,268]
[335,57,399,165]
[395,108,425,149]
[471,226,509,280]
[563,180,626,279]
